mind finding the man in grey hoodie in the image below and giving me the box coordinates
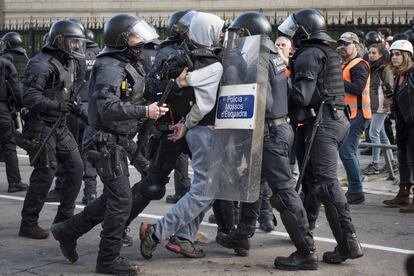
[139,11,224,259]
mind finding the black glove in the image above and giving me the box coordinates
[58,101,75,112]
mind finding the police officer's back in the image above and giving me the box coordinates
[0,56,28,192]
[278,8,364,265]
[0,32,29,80]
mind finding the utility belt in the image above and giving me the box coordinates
[318,104,348,121]
[83,130,126,181]
[264,116,288,135]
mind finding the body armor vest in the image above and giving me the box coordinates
[267,51,288,119]
[79,46,100,102]
[91,55,145,135]
[292,43,345,108]
[36,53,74,120]
[1,51,28,80]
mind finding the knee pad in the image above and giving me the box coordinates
[271,193,303,243]
[141,180,166,200]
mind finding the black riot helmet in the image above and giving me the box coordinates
[166,10,197,39]
[1,32,26,54]
[365,31,383,47]
[392,33,409,43]
[404,30,414,46]
[224,12,272,48]
[42,32,49,46]
[100,14,159,56]
[46,19,86,59]
[85,29,96,45]
[278,8,334,46]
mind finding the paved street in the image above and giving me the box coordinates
[0,149,413,275]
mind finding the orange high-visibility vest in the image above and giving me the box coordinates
[285,68,292,78]
[341,58,372,120]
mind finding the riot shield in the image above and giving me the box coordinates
[205,34,269,202]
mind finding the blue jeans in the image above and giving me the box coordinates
[339,110,369,193]
[369,113,394,164]
[155,126,215,242]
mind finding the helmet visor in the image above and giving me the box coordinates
[277,15,298,38]
[130,20,159,44]
[223,29,241,48]
[64,36,86,59]
[174,11,197,36]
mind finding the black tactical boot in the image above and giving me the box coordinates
[8,182,29,193]
[216,229,250,257]
[165,193,182,204]
[51,222,79,263]
[323,232,363,264]
[96,256,140,275]
[274,250,318,270]
[122,228,133,247]
[19,224,49,239]
[82,193,97,205]
[259,220,275,233]
[45,189,61,202]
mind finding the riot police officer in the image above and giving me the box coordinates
[0,32,29,80]
[19,20,86,239]
[214,12,317,270]
[123,9,198,229]
[278,8,363,264]
[50,14,165,275]
[0,55,28,193]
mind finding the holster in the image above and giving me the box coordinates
[87,131,125,181]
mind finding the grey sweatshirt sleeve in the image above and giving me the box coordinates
[184,62,223,129]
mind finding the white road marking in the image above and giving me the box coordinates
[1,194,413,255]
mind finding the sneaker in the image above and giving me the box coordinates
[139,223,158,259]
[96,256,140,275]
[346,192,365,205]
[165,235,206,258]
[380,161,399,173]
[8,182,29,193]
[122,228,133,247]
[362,163,380,175]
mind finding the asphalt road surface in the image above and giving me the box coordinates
[0,152,413,276]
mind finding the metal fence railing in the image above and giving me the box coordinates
[1,10,413,57]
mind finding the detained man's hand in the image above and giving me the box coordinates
[168,122,187,142]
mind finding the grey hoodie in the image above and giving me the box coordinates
[184,12,224,129]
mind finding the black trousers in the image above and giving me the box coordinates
[297,116,357,242]
[0,103,21,185]
[172,153,191,195]
[21,123,83,226]
[396,124,414,183]
[61,139,132,265]
[55,115,98,197]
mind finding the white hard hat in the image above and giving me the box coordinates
[390,40,413,56]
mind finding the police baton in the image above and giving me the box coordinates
[131,79,175,165]
[295,101,325,192]
[30,80,86,166]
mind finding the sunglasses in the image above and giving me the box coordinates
[338,40,352,47]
